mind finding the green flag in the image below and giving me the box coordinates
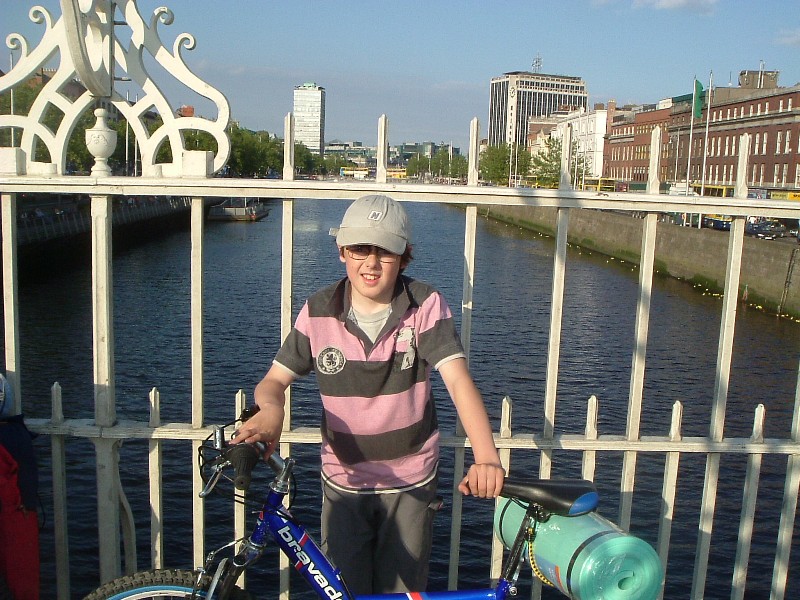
[693,79,704,119]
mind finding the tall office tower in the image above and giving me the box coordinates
[293,82,326,155]
[488,71,588,147]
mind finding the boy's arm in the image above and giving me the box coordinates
[439,357,505,498]
[231,363,295,452]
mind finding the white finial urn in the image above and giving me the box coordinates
[85,108,117,176]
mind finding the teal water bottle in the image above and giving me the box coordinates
[495,497,663,599]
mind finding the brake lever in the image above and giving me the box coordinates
[199,462,226,497]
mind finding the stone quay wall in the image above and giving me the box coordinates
[480,205,800,319]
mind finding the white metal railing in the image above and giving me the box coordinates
[3,6,798,597]
[2,124,800,600]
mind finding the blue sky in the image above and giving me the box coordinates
[3,0,799,149]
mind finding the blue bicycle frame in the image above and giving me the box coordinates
[237,461,519,600]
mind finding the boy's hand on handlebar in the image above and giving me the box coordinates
[230,403,284,452]
[458,463,505,498]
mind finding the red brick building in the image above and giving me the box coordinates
[603,71,800,198]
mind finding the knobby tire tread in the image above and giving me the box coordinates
[81,568,252,600]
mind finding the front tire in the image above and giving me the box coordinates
[82,569,250,599]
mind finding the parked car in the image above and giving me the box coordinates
[746,220,786,240]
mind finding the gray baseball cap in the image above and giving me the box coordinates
[334,194,411,255]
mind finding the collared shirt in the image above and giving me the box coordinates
[274,275,465,492]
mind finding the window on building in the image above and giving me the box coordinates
[724,136,730,156]
[796,164,800,187]
[789,98,793,111]
[779,100,784,112]
[765,102,769,114]
[762,133,768,155]
[750,105,754,116]
[754,133,760,154]
[782,164,788,185]
[774,164,780,185]
[785,130,791,154]
[777,131,783,154]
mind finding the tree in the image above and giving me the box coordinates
[509,145,532,185]
[405,154,427,178]
[479,144,510,185]
[450,154,468,180]
[430,148,450,179]
[323,154,355,176]
[530,137,562,188]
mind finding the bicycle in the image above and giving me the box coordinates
[83,409,660,600]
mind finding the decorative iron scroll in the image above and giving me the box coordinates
[1,1,231,176]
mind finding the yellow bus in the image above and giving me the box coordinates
[691,184,734,197]
[581,177,616,192]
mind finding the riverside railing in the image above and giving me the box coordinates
[2,158,800,599]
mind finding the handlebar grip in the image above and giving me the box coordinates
[226,443,260,491]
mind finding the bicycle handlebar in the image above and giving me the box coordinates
[226,443,261,491]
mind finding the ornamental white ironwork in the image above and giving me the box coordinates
[1,0,231,176]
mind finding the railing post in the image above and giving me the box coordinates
[771,362,800,599]
[148,387,164,568]
[619,212,658,529]
[735,133,751,199]
[468,118,480,186]
[647,125,662,194]
[1,188,21,413]
[283,113,295,181]
[559,124,573,190]
[190,195,206,568]
[51,382,70,600]
[377,114,388,184]
[91,191,121,582]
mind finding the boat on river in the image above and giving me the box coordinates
[207,198,270,222]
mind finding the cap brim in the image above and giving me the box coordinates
[336,227,407,255]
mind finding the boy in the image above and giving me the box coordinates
[233,194,504,594]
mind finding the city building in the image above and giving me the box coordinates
[551,104,609,181]
[604,101,671,190]
[323,140,461,169]
[603,70,800,196]
[488,71,588,147]
[293,82,325,155]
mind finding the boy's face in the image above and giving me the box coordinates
[340,244,403,309]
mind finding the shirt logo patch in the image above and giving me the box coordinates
[395,326,416,370]
[317,347,346,375]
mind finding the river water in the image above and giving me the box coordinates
[5,200,799,598]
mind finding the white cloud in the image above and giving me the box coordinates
[632,0,717,12]
[776,28,800,47]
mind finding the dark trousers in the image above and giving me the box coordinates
[320,476,439,595]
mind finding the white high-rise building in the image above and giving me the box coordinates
[488,71,587,147]
[293,82,326,155]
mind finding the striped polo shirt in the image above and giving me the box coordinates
[274,275,465,492]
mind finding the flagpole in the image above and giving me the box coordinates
[685,76,697,226]
[698,72,713,227]
[700,72,713,198]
